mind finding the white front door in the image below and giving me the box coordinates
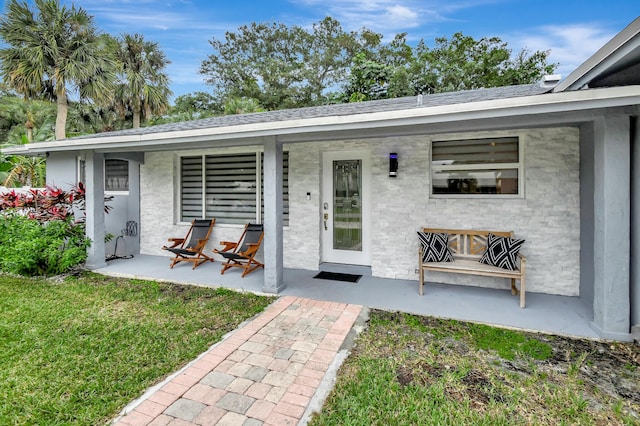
[321,150,371,265]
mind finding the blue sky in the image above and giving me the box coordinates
[36,1,640,99]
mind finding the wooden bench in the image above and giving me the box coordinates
[418,228,527,308]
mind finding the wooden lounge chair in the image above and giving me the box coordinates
[162,219,216,269]
[214,223,264,277]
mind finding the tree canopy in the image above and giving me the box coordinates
[0,1,174,140]
[114,33,172,128]
[1,6,557,146]
[200,19,557,109]
[200,17,375,110]
[0,0,117,139]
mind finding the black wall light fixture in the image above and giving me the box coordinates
[389,152,398,177]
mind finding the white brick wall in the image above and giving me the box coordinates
[284,145,321,270]
[139,127,580,296]
[140,152,176,256]
[140,148,265,263]
[285,127,580,296]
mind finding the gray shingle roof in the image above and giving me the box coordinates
[75,84,549,140]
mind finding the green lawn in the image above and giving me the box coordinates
[0,273,273,425]
[3,273,638,426]
[310,311,640,426]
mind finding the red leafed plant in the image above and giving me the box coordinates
[0,182,111,223]
[0,183,113,276]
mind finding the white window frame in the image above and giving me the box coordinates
[76,156,86,185]
[430,134,525,199]
[177,150,289,226]
[104,158,130,195]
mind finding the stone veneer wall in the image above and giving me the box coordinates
[285,127,580,296]
[140,146,268,264]
[140,127,580,296]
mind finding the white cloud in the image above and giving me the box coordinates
[88,6,225,32]
[288,0,506,41]
[385,5,420,27]
[292,0,443,33]
[507,23,616,78]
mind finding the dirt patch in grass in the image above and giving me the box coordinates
[312,310,640,425]
[539,333,640,406]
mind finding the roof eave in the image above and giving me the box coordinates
[3,86,640,156]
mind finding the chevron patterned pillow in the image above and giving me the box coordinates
[418,232,454,263]
[479,233,525,271]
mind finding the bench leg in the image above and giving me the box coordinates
[419,266,424,296]
[511,278,526,308]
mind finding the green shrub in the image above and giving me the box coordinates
[0,214,90,276]
[0,184,99,276]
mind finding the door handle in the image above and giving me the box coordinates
[323,213,328,230]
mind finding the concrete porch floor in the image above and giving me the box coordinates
[96,254,599,340]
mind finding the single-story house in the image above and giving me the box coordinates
[4,17,640,341]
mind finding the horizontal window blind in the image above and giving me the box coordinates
[205,153,257,225]
[180,156,203,222]
[180,152,290,224]
[105,159,129,192]
[432,137,518,166]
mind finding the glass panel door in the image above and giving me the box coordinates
[333,159,362,251]
[322,150,370,265]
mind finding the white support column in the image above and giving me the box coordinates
[591,114,632,340]
[262,136,285,293]
[85,151,107,269]
[631,115,640,340]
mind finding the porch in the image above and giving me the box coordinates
[95,254,599,339]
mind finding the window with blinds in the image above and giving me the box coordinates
[180,152,289,224]
[180,156,203,222]
[431,137,522,196]
[205,153,257,225]
[77,157,86,185]
[105,159,129,192]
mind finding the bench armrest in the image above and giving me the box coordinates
[518,252,526,273]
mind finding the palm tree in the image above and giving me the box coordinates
[115,33,172,128]
[0,0,116,140]
[68,102,125,136]
[224,97,265,115]
[0,95,56,145]
[2,152,46,188]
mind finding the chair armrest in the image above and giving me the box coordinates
[185,239,209,252]
[239,242,261,256]
[215,241,238,253]
[165,238,185,248]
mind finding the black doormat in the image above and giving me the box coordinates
[313,271,362,283]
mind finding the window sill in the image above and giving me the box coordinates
[429,193,524,200]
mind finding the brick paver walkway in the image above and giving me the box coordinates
[113,296,363,426]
